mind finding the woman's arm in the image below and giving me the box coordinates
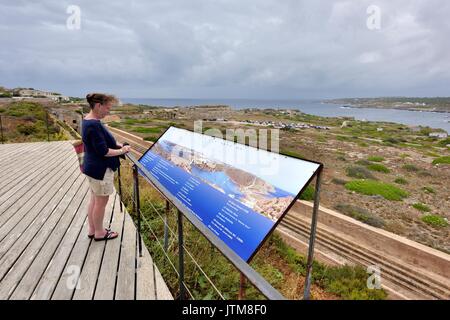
[104,145,131,157]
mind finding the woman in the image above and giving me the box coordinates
[82,93,131,241]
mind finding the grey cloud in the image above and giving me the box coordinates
[0,0,448,98]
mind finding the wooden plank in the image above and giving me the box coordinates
[30,182,90,300]
[7,176,89,300]
[154,263,174,300]
[0,143,42,165]
[136,240,156,300]
[115,212,136,300]
[0,144,68,203]
[0,146,70,213]
[51,214,92,300]
[0,141,42,159]
[93,194,125,300]
[71,194,116,300]
[0,157,77,253]
[0,143,63,188]
[0,165,81,282]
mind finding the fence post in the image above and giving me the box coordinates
[177,209,185,300]
[164,200,169,251]
[133,165,143,257]
[303,168,322,300]
[46,111,50,142]
[117,166,123,213]
[0,115,3,144]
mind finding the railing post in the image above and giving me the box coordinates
[46,111,50,142]
[177,209,185,300]
[0,115,4,144]
[133,165,143,257]
[303,168,322,300]
[238,273,246,300]
[164,200,169,251]
[117,166,123,213]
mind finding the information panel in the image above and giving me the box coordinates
[139,127,321,261]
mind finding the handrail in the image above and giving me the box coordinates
[124,152,286,300]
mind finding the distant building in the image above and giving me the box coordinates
[15,88,69,102]
[429,132,448,138]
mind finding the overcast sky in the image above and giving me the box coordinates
[1,0,449,99]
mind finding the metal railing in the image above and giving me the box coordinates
[118,151,322,300]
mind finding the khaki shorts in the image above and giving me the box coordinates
[87,168,115,196]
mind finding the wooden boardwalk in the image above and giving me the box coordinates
[0,141,173,300]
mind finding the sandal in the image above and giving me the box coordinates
[94,229,118,241]
[88,227,110,239]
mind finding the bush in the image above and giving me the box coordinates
[299,185,315,200]
[346,166,376,180]
[367,164,390,173]
[394,177,408,185]
[437,138,450,147]
[421,215,449,228]
[355,159,372,166]
[402,164,420,172]
[345,180,409,201]
[432,156,450,165]
[412,203,431,212]
[367,156,384,162]
[17,123,38,135]
[422,186,435,194]
[334,204,385,228]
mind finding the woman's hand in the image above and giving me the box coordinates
[121,145,131,154]
[116,142,123,148]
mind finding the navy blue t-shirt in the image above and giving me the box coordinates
[82,119,120,180]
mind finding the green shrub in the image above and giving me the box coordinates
[367,163,390,173]
[432,156,450,165]
[394,177,408,185]
[299,185,315,200]
[345,180,409,201]
[421,215,449,228]
[367,156,385,162]
[437,138,450,147]
[412,203,431,212]
[346,166,376,180]
[133,126,163,134]
[335,204,385,228]
[17,123,38,135]
[356,159,372,166]
[143,136,158,142]
[422,186,435,194]
[402,164,420,172]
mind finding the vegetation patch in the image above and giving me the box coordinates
[367,156,385,162]
[346,166,377,180]
[402,164,420,172]
[422,186,435,194]
[332,178,348,185]
[432,156,450,165]
[421,215,449,228]
[345,180,408,201]
[299,185,315,201]
[367,163,390,173]
[412,203,431,212]
[394,177,408,185]
[334,203,385,228]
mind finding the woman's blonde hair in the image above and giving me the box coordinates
[86,93,118,109]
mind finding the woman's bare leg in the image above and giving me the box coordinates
[87,191,96,235]
[93,195,110,238]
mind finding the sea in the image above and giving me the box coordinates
[122,98,450,134]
